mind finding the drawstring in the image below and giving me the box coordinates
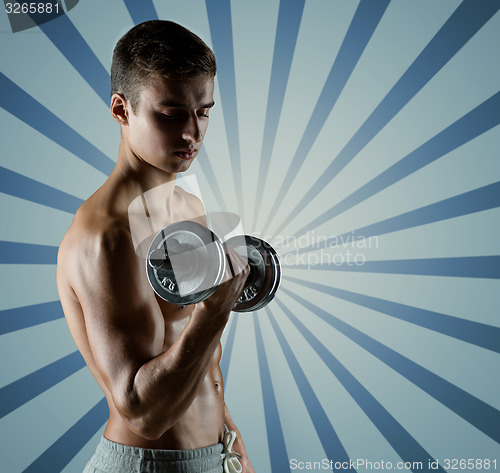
[221,430,242,473]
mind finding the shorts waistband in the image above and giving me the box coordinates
[87,435,223,473]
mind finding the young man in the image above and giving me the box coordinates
[57,21,255,473]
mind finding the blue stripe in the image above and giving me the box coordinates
[281,287,500,443]
[287,181,500,257]
[23,397,108,473]
[284,276,500,354]
[253,0,306,228]
[0,351,85,419]
[262,0,390,233]
[0,301,64,335]
[205,0,244,217]
[197,148,227,212]
[276,298,444,472]
[220,316,238,384]
[0,73,115,176]
[0,166,83,214]
[283,255,500,279]
[254,315,290,472]
[38,13,110,105]
[267,307,351,466]
[0,241,58,264]
[291,91,500,237]
[271,0,500,235]
[123,0,158,24]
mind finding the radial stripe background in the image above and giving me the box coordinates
[1,1,499,472]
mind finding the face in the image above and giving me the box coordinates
[120,74,215,174]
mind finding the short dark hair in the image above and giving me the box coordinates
[111,20,216,111]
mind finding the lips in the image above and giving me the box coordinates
[175,149,196,160]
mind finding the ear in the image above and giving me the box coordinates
[110,93,129,125]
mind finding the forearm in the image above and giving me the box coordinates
[123,305,229,439]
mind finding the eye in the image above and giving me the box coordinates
[162,113,180,119]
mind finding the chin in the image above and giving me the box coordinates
[169,161,193,174]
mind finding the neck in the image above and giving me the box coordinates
[115,141,177,193]
[112,148,181,256]
[110,140,180,231]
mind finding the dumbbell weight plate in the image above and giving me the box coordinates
[225,235,281,312]
[250,245,281,311]
[147,221,226,305]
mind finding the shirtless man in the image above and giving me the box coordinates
[57,20,255,473]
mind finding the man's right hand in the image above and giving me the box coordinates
[200,248,250,316]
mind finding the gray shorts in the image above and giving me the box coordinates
[83,436,224,473]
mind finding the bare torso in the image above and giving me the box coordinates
[57,172,225,449]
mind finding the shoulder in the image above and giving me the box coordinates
[63,200,129,250]
[174,185,206,222]
[175,185,204,207]
[58,200,135,285]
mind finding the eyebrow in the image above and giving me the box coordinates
[158,100,215,109]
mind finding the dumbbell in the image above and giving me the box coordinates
[146,221,281,312]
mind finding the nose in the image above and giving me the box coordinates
[182,115,203,143]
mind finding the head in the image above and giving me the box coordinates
[110,21,216,175]
[111,20,216,113]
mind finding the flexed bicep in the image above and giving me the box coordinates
[67,222,164,415]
